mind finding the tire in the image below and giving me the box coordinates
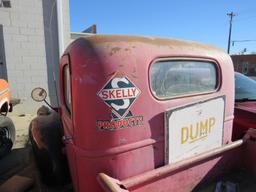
[29,109,70,185]
[0,116,15,158]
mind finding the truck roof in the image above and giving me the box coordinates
[80,35,220,48]
[66,34,224,56]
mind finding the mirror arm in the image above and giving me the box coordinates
[43,99,55,111]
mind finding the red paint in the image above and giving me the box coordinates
[232,101,256,140]
[58,35,238,192]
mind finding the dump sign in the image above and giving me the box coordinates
[166,96,225,164]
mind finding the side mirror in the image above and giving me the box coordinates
[31,87,47,102]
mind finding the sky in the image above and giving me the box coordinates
[70,0,256,55]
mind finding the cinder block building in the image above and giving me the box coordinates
[231,54,256,77]
[0,0,70,114]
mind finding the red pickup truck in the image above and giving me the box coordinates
[29,35,256,192]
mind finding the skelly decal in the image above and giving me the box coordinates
[97,75,140,118]
[97,73,143,130]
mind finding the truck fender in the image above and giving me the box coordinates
[29,105,62,150]
[29,105,70,185]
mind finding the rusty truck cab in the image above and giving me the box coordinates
[58,35,235,192]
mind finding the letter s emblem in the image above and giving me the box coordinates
[110,77,130,111]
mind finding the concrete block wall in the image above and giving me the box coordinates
[0,0,70,114]
[0,0,48,114]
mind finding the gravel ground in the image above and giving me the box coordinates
[8,113,36,149]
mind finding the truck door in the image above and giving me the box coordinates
[60,54,79,190]
[60,55,73,139]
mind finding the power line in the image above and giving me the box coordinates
[227,12,236,54]
[232,40,256,46]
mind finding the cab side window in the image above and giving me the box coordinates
[63,64,71,114]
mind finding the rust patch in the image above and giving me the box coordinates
[114,71,126,78]
[107,71,126,77]
[82,34,223,52]
[109,47,121,56]
[31,120,47,150]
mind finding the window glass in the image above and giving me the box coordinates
[150,60,217,98]
[63,65,71,113]
[0,0,11,8]
[235,72,256,100]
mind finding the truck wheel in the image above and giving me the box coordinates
[0,116,15,158]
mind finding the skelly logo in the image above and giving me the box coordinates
[98,73,140,118]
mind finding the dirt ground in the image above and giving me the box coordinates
[10,113,35,149]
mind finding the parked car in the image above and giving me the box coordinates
[0,79,15,158]
[232,72,256,140]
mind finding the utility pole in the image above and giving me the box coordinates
[227,12,236,54]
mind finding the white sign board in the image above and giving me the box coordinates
[166,96,225,164]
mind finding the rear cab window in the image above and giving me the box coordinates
[150,59,218,99]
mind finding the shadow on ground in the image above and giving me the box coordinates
[0,145,73,192]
